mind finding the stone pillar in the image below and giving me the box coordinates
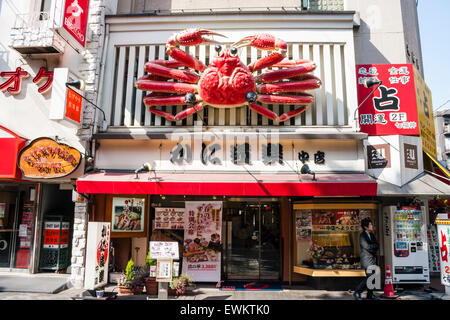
[69,0,108,289]
[69,200,89,288]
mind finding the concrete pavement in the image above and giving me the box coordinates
[0,283,446,300]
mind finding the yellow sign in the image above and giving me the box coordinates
[18,137,82,179]
[413,67,437,157]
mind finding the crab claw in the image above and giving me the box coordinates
[168,28,227,47]
[232,34,287,51]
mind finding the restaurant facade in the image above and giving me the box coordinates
[72,8,389,288]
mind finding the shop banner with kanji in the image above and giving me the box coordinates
[356,64,419,136]
[436,222,450,286]
[43,221,69,249]
[182,201,222,282]
[84,222,110,290]
[155,208,185,230]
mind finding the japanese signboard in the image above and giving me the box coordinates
[155,208,185,230]
[435,219,450,287]
[63,0,90,48]
[111,197,145,232]
[311,210,360,232]
[156,259,173,282]
[0,67,53,95]
[17,137,82,179]
[84,222,110,290]
[149,241,179,260]
[182,201,222,282]
[43,221,70,249]
[65,87,83,124]
[413,67,437,157]
[367,143,391,169]
[404,143,418,169]
[356,64,419,136]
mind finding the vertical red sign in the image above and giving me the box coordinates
[65,87,83,124]
[63,0,90,48]
[356,64,419,136]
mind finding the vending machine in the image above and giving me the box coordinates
[383,206,430,284]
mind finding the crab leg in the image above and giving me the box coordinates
[135,80,197,94]
[257,79,321,94]
[145,62,200,84]
[143,94,201,106]
[249,102,307,122]
[273,59,312,68]
[148,102,205,122]
[232,34,287,72]
[167,29,227,72]
[255,62,316,83]
[257,93,313,105]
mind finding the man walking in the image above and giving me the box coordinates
[354,217,380,300]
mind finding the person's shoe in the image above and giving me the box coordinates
[366,294,380,300]
[353,292,362,300]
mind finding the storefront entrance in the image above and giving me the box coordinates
[223,198,281,280]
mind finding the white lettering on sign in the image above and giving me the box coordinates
[0,240,7,251]
[389,112,407,122]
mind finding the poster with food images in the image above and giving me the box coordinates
[155,208,185,230]
[295,210,312,241]
[182,201,222,282]
[112,197,145,232]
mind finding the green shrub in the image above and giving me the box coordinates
[125,259,135,282]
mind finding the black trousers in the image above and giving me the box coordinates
[355,269,374,297]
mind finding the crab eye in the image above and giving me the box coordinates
[230,47,238,56]
[215,45,222,55]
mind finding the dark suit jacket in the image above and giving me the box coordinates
[359,231,379,270]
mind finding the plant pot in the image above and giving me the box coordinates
[168,288,179,296]
[132,286,144,295]
[118,285,133,295]
[145,277,158,295]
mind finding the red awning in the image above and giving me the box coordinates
[76,172,377,197]
[0,126,27,179]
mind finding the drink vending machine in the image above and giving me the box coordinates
[383,206,430,284]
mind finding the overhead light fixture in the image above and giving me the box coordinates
[65,80,108,132]
[353,78,383,131]
[301,163,316,181]
[135,162,152,179]
[65,80,85,91]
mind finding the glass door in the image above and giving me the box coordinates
[0,191,18,269]
[223,200,280,280]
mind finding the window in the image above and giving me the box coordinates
[39,0,51,20]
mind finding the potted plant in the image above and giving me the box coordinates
[117,272,133,295]
[130,268,146,295]
[307,241,324,269]
[117,258,135,295]
[169,273,194,296]
[144,252,158,295]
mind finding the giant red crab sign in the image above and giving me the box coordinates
[135,29,322,122]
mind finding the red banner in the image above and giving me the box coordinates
[43,222,69,249]
[356,64,419,136]
[63,0,90,48]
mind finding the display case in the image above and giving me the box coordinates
[293,202,377,277]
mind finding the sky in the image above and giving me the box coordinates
[417,0,450,111]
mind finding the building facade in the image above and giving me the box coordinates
[434,109,450,170]
[3,0,446,290]
[0,0,110,288]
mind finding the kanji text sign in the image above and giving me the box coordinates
[356,64,419,136]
